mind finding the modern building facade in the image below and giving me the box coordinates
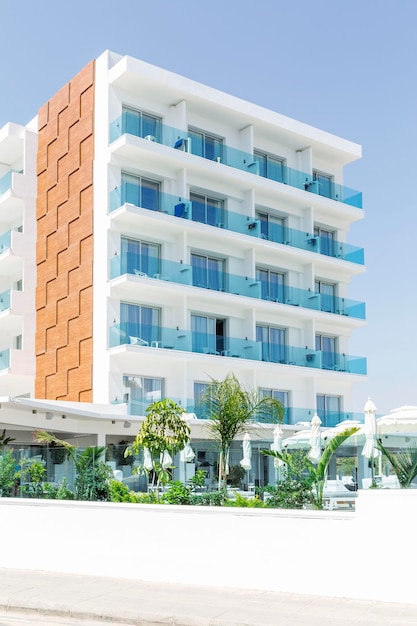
[0,50,367,484]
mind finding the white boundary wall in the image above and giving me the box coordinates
[0,491,415,604]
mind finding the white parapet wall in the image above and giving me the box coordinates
[0,490,415,604]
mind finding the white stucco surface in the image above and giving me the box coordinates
[0,491,414,604]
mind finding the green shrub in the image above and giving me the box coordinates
[0,451,18,496]
[231,493,265,508]
[134,491,158,504]
[260,478,312,509]
[162,481,191,505]
[109,479,142,503]
[189,491,225,506]
[18,459,47,498]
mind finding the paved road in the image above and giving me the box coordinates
[1,568,417,625]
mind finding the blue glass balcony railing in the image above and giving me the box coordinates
[0,290,11,312]
[109,183,365,265]
[109,323,366,375]
[0,170,22,196]
[109,114,362,209]
[0,348,10,370]
[112,394,365,426]
[0,230,12,254]
[0,171,13,195]
[110,253,365,320]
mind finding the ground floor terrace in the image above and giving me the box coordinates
[1,397,415,497]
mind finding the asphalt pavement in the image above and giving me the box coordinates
[0,567,416,625]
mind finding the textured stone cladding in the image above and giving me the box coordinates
[35,61,95,401]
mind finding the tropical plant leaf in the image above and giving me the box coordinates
[0,429,15,450]
[376,439,417,488]
[263,426,359,509]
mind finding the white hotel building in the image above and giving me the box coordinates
[0,51,366,484]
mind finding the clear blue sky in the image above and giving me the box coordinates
[1,0,415,416]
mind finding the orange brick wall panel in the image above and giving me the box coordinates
[46,274,68,304]
[58,100,82,138]
[35,353,47,397]
[38,102,49,132]
[48,83,70,121]
[68,212,93,247]
[68,167,93,200]
[67,363,92,401]
[57,244,81,277]
[46,184,67,217]
[57,293,79,323]
[79,389,93,402]
[46,230,68,260]
[71,62,95,101]
[57,198,80,229]
[35,326,46,357]
[35,60,95,401]
[79,286,93,316]
[80,186,93,215]
[80,135,94,166]
[37,133,49,176]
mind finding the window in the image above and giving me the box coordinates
[123,375,164,416]
[315,280,336,313]
[15,335,22,350]
[256,268,285,302]
[260,388,289,423]
[254,151,285,183]
[120,303,160,346]
[121,172,160,211]
[316,394,341,427]
[122,107,162,142]
[190,192,224,227]
[188,127,223,162]
[314,226,335,257]
[315,334,337,369]
[256,325,286,363]
[121,237,160,278]
[256,211,285,243]
[194,381,209,416]
[313,170,333,199]
[191,253,224,291]
[15,279,23,292]
[192,314,225,355]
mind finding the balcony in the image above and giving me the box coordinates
[109,323,366,375]
[110,253,366,320]
[0,230,12,254]
[109,115,362,209]
[109,184,365,265]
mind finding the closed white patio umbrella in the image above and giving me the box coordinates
[240,432,252,471]
[180,442,195,463]
[143,447,153,471]
[308,414,322,464]
[272,424,284,469]
[362,398,379,484]
[362,398,379,459]
[161,450,173,469]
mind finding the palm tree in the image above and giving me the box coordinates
[264,427,359,509]
[201,373,284,490]
[128,399,191,497]
[376,438,417,488]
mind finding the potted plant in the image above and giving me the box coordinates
[227,464,246,488]
[49,440,69,465]
[113,440,134,467]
